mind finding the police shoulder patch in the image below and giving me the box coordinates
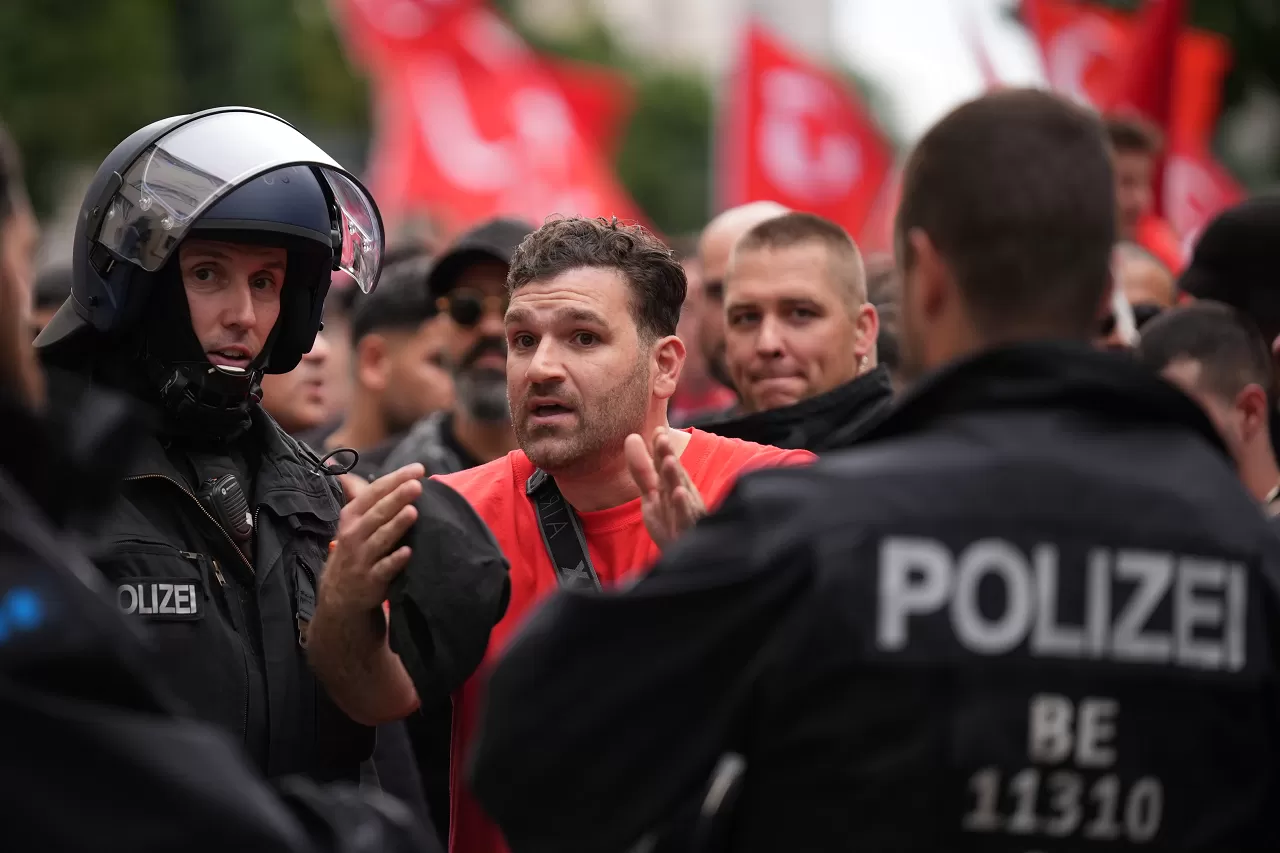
[115,578,203,621]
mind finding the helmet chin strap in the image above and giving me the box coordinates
[140,255,285,446]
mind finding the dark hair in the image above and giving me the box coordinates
[0,122,25,223]
[1137,301,1273,402]
[896,88,1115,338]
[1105,114,1164,156]
[348,247,437,345]
[734,212,866,303]
[507,216,686,339]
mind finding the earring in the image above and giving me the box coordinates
[859,355,870,372]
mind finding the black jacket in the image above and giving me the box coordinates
[80,388,371,782]
[0,386,437,852]
[698,366,893,452]
[469,343,1280,853]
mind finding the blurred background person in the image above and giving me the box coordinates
[383,218,531,477]
[1176,195,1280,459]
[261,330,334,436]
[701,212,891,451]
[669,233,737,426]
[692,201,790,419]
[319,273,360,423]
[1178,195,1280,354]
[30,262,70,339]
[1114,239,1175,329]
[300,247,453,477]
[1105,115,1161,245]
[1139,301,1280,513]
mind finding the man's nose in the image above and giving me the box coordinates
[755,314,785,357]
[222,281,257,330]
[525,339,566,384]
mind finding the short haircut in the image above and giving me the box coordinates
[0,121,25,222]
[1105,114,1164,157]
[507,216,686,339]
[732,211,867,306]
[896,88,1115,338]
[1137,301,1273,403]
[348,247,437,345]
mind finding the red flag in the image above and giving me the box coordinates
[719,21,894,237]
[1021,0,1242,245]
[543,59,635,158]
[1102,0,1189,211]
[1103,0,1188,126]
[339,3,646,238]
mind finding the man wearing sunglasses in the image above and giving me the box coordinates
[302,247,454,479]
[382,218,531,478]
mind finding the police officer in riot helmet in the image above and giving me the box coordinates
[36,107,387,783]
[468,90,1280,852]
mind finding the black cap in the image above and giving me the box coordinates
[426,217,535,300]
[1179,195,1280,342]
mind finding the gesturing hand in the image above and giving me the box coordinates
[625,427,706,550]
[321,463,425,611]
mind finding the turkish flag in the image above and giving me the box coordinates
[1022,0,1230,147]
[719,21,894,238]
[1021,0,1242,247]
[343,3,645,238]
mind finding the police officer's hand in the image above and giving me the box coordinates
[626,427,706,550]
[322,463,425,610]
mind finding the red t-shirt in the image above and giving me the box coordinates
[434,428,814,853]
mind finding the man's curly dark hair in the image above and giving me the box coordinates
[507,216,686,340]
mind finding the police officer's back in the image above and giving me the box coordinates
[35,108,386,783]
[468,90,1280,852]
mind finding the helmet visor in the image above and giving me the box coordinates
[96,110,384,293]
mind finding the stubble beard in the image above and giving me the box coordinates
[516,358,650,476]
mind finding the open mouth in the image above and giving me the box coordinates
[208,349,252,369]
[528,401,575,424]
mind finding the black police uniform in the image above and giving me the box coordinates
[469,343,1280,853]
[0,383,438,852]
[35,107,387,783]
[698,365,893,452]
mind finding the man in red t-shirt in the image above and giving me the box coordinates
[309,216,812,853]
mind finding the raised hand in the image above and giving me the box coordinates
[321,463,425,611]
[625,427,706,550]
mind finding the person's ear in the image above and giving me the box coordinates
[355,334,392,393]
[1235,383,1271,443]
[853,302,880,367]
[651,334,686,402]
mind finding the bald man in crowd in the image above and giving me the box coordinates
[695,201,790,415]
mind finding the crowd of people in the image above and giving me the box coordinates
[6,86,1280,852]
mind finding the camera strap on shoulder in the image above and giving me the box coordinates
[525,468,602,592]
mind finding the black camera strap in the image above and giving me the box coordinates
[525,468,602,592]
